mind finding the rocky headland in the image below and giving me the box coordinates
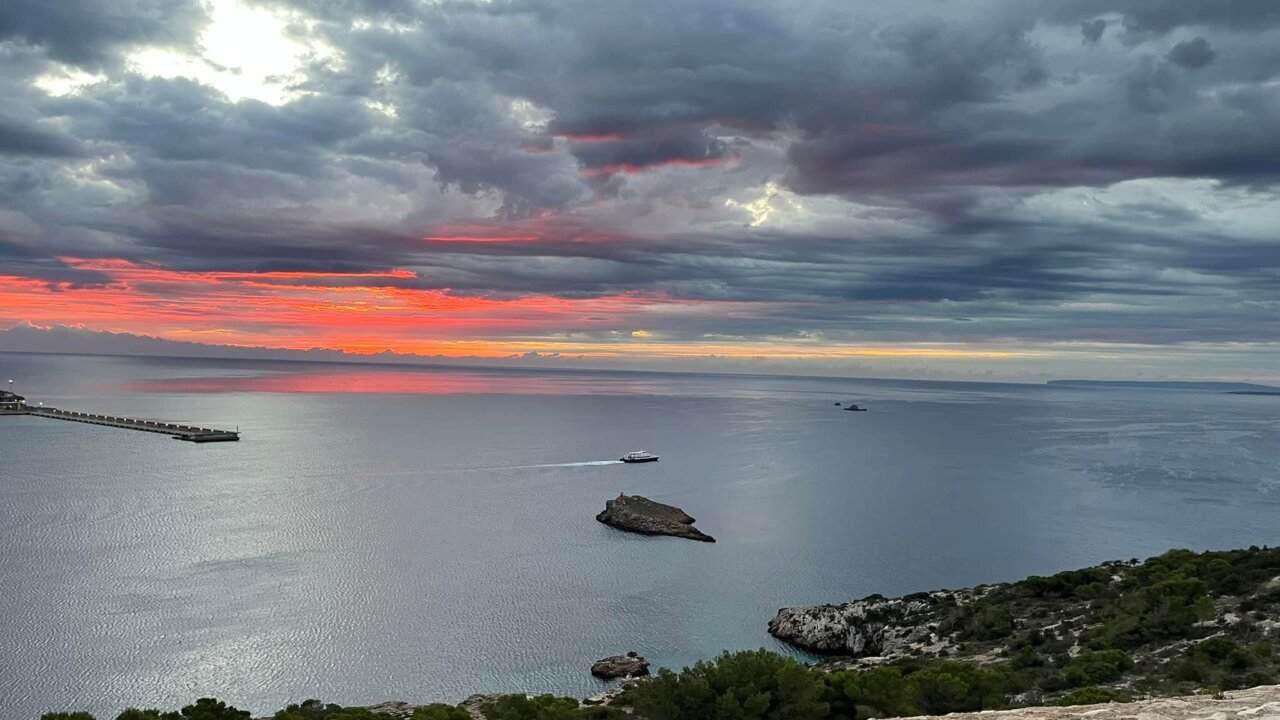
[596,494,715,542]
[770,546,1280,702]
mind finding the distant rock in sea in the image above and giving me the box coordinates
[591,652,650,679]
[597,494,715,542]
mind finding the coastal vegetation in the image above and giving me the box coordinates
[765,544,1280,714]
[40,546,1280,720]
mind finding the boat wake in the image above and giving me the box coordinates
[300,459,625,479]
[515,460,624,469]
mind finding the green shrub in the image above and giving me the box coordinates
[1244,671,1276,688]
[117,711,176,720]
[1010,646,1044,669]
[1169,659,1210,683]
[273,700,380,719]
[411,704,473,720]
[1054,687,1131,706]
[170,699,251,720]
[1064,650,1133,687]
[905,661,1011,715]
[1195,636,1239,662]
[960,605,1015,641]
[1024,568,1112,598]
[623,649,828,720]
[481,694,623,720]
[825,666,916,719]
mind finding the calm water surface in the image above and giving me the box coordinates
[1,353,1277,717]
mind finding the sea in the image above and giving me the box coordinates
[1,352,1277,718]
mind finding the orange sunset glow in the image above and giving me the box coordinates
[0,258,1037,362]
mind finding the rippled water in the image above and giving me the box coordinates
[1,353,1277,718]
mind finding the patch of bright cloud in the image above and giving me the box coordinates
[725,181,803,227]
[126,0,336,105]
[510,98,552,133]
[33,66,106,97]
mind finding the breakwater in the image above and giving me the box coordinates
[1,393,238,442]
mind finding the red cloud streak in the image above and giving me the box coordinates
[0,259,685,356]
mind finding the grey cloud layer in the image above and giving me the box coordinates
[0,0,206,67]
[0,0,1278,352]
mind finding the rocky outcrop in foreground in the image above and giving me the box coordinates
[597,494,715,542]
[591,652,650,679]
[893,685,1280,720]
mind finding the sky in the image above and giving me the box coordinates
[1,0,1278,381]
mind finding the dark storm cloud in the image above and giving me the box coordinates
[0,0,206,67]
[289,0,1278,201]
[426,142,585,219]
[1047,0,1280,37]
[250,0,421,23]
[567,131,732,174]
[1167,37,1218,69]
[0,235,111,286]
[2,0,1280,356]
[0,114,83,157]
[1080,19,1107,43]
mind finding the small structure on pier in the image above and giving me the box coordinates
[1,389,27,413]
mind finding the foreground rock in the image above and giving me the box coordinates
[894,685,1280,720]
[591,652,650,679]
[597,494,715,542]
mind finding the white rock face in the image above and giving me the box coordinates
[889,685,1280,720]
[767,593,952,657]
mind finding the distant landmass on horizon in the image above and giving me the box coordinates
[4,322,1277,388]
[1048,380,1280,393]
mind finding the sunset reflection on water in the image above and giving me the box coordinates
[116,364,685,396]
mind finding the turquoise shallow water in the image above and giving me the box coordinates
[1,352,1278,718]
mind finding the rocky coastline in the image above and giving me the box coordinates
[768,546,1280,704]
[596,494,715,542]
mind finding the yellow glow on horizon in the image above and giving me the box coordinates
[236,337,1039,361]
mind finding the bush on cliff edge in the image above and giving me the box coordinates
[621,649,829,720]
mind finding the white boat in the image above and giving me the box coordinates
[620,450,659,463]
